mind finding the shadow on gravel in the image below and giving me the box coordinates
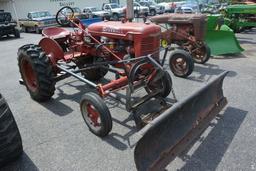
[212,53,247,60]
[177,107,247,171]
[0,36,23,42]
[188,63,237,82]
[102,93,176,150]
[0,152,38,171]
[40,80,93,116]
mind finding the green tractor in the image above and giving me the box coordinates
[223,4,256,33]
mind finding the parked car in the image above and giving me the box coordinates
[19,11,57,33]
[133,2,149,18]
[159,1,186,13]
[62,7,89,20]
[83,7,111,20]
[102,3,125,20]
[175,6,193,13]
[138,1,165,15]
[175,2,200,14]
[59,7,90,26]
[0,11,20,39]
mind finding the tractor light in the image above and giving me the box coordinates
[161,39,168,48]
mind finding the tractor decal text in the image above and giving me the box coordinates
[102,27,123,34]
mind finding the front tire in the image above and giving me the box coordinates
[35,26,41,34]
[169,49,194,78]
[0,94,23,167]
[134,11,139,18]
[112,13,119,21]
[18,44,55,102]
[80,92,112,137]
[150,9,156,16]
[14,28,20,38]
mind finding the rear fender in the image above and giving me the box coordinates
[39,37,64,64]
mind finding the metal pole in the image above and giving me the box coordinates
[126,0,134,21]
[56,64,98,88]
[11,0,20,28]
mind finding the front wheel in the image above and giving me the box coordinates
[80,92,112,137]
[169,49,194,78]
[35,26,41,34]
[191,43,211,64]
[134,11,139,18]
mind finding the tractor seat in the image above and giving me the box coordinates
[42,27,70,39]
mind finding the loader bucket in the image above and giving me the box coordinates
[205,15,244,56]
[205,29,244,56]
[134,71,228,171]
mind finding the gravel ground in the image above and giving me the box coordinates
[0,28,255,171]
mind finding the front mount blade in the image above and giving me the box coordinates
[134,71,228,171]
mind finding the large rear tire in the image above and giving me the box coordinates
[18,44,55,102]
[169,49,194,78]
[0,94,23,167]
[191,44,211,64]
[80,92,112,137]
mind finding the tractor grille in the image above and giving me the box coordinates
[140,36,160,58]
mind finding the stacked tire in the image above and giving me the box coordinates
[0,93,23,167]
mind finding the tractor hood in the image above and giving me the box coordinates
[88,21,161,37]
[150,13,207,24]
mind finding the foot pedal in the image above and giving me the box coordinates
[19,79,24,85]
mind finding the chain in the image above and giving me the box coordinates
[171,87,178,102]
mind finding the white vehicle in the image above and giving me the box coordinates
[102,3,125,20]
[138,1,165,15]
[158,1,186,13]
[175,3,200,13]
[133,2,149,18]
[83,7,111,20]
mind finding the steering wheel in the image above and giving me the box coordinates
[56,6,74,27]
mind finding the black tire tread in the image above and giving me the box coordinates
[161,71,172,98]
[18,44,55,102]
[0,94,23,167]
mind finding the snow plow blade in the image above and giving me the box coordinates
[134,71,228,171]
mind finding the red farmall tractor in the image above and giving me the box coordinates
[18,6,228,170]
[150,14,211,67]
